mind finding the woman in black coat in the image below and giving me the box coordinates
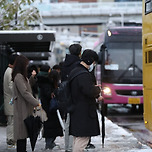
[37,66,63,150]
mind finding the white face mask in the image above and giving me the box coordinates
[88,63,94,72]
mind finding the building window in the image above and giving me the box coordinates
[145,0,152,15]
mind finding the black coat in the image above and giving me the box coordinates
[61,54,80,81]
[69,64,101,137]
[37,72,63,138]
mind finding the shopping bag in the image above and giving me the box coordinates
[34,107,48,122]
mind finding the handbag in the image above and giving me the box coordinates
[49,97,59,111]
[34,107,48,122]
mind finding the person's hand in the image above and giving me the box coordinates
[35,103,41,111]
[95,84,102,91]
[51,93,55,98]
[98,96,104,102]
[38,103,41,107]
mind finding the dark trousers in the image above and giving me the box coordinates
[45,137,56,149]
[17,139,26,152]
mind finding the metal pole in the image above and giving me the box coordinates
[101,101,105,148]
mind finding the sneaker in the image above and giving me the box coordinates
[85,143,95,149]
[7,144,16,149]
[52,144,60,150]
[7,139,15,145]
[44,148,50,151]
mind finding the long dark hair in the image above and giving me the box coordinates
[12,55,29,82]
[48,70,60,89]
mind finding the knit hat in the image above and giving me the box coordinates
[81,49,98,65]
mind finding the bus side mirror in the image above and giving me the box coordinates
[100,44,106,52]
[98,44,106,64]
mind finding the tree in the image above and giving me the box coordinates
[0,0,42,30]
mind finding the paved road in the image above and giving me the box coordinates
[107,104,152,148]
[0,112,151,152]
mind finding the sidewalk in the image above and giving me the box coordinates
[0,113,152,152]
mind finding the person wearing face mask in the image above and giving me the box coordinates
[86,52,98,150]
[69,49,103,152]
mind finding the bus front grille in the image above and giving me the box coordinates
[115,90,143,96]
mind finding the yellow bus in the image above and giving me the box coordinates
[142,0,152,131]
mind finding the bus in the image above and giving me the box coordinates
[142,0,152,131]
[94,26,143,114]
[0,30,55,124]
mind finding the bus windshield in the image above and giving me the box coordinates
[105,42,142,71]
[102,41,142,84]
[95,26,143,108]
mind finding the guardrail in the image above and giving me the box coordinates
[34,2,142,16]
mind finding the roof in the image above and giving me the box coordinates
[0,30,56,52]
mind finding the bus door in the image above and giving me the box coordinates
[142,0,152,131]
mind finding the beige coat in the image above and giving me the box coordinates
[13,73,39,140]
[3,67,14,116]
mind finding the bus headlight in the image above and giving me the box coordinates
[103,87,112,96]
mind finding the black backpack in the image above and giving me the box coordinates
[57,70,87,113]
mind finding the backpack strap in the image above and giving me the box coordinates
[69,70,88,82]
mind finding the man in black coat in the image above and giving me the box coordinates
[61,43,82,152]
[69,49,102,152]
[61,44,82,81]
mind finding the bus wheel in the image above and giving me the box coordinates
[139,104,143,114]
[131,105,136,113]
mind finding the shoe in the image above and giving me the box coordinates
[7,144,16,149]
[44,148,50,151]
[50,142,56,149]
[45,142,56,150]
[52,144,60,150]
[85,143,95,149]
[7,139,15,145]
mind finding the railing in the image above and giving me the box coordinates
[34,2,142,16]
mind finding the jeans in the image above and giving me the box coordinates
[65,113,73,151]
